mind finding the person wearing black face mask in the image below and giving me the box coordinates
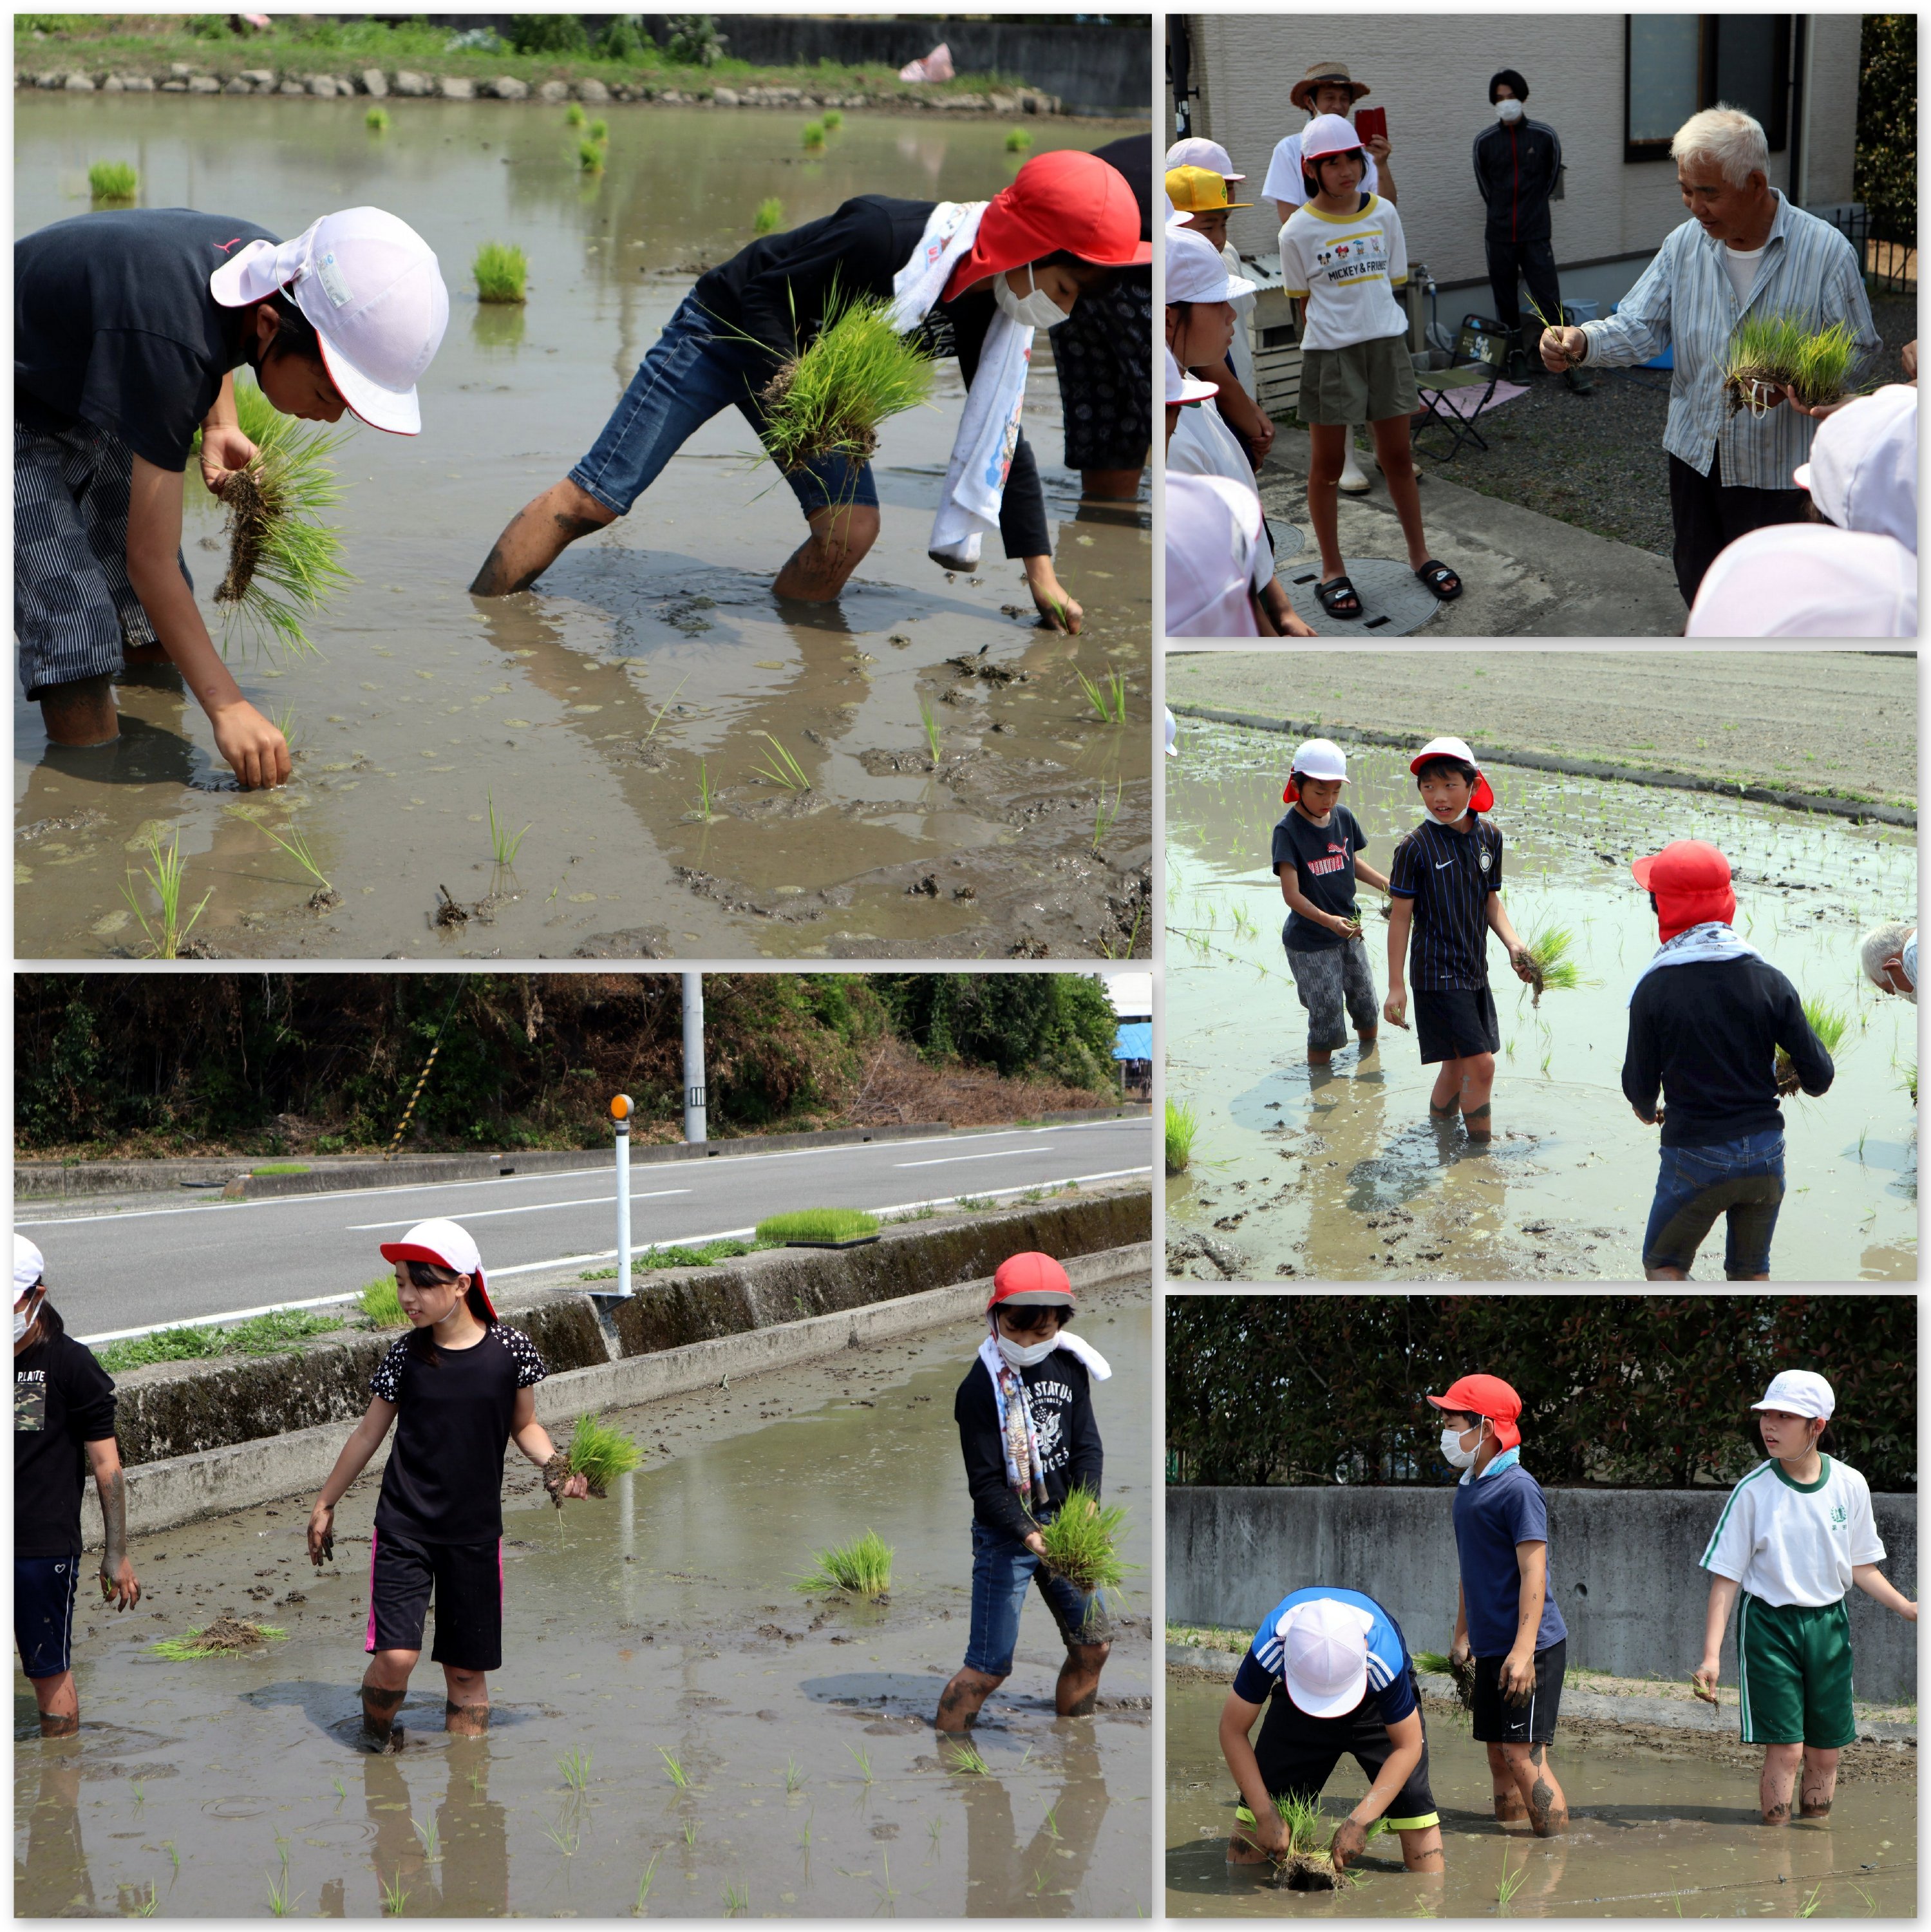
[1472,71,1582,388]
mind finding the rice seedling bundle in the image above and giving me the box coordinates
[578,138,605,174]
[754,196,784,236]
[1258,1791,1357,1890]
[757,290,936,473]
[566,100,587,128]
[801,118,826,151]
[589,117,610,144]
[1787,320,1860,408]
[561,1412,644,1496]
[1033,1487,1132,1595]
[151,1615,287,1660]
[359,1276,408,1328]
[1518,923,1587,1007]
[1722,311,1854,415]
[89,160,138,204]
[1004,128,1031,155]
[1775,995,1849,1095]
[753,1208,880,1244]
[365,106,390,132]
[1165,1097,1199,1175]
[473,240,529,305]
[821,109,843,131]
[793,1528,893,1598]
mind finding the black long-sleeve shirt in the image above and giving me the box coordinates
[692,194,1048,558]
[954,1350,1102,1543]
[1622,955,1834,1148]
[1472,119,1563,244]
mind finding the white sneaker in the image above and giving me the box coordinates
[1337,437,1371,494]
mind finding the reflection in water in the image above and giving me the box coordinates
[961,1727,1109,1917]
[362,1739,512,1918]
[14,1739,93,1918]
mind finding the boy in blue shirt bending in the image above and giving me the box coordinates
[1428,1373,1569,1835]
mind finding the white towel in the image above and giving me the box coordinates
[1628,922,1765,1004]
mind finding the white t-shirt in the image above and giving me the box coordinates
[1700,1455,1886,1607]
[1167,401,1272,593]
[1263,129,1380,211]
[1222,240,1258,388]
[1725,241,1768,308]
[1279,195,1409,352]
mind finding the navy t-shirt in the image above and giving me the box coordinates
[1387,815,1505,990]
[1451,1452,1568,1657]
[1272,805,1368,952]
[1232,1585,1418,1723]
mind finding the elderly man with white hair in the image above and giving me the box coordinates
[1859,920,1916,1003]
[1540,106,1879,607]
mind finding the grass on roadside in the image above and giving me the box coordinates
[96,1307,346,1374]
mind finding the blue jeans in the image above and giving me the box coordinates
[1643,1128,1785,1278]
[963,1518,1111,1676]
[568,291,878,523]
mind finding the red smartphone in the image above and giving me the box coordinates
[1353,106,1388,146]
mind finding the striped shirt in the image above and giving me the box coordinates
[1578,191,1880,489]
[1232,1585,1417,1723]
[1388,815,1505,990]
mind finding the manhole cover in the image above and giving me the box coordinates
[1259,519,1306,569]
[1281,554,1444,637]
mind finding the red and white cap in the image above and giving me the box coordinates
[1751,1368,1835,1420]
[986,1251,1075,1310]
[1300,112,1366,165]
[1283,736,1347,802]
[14,1235,46,1305]
[1278,1595,1375,1719]
[1427,1372,1523,1450]
[1166,135,1245,182]
[1410,735,1494,813]
[942,148,1152,302]
[379,1217,495,1318]
[210,207,449,436]
[1164,345,1220,406]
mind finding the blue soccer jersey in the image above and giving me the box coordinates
[1231,1585,1418,1724]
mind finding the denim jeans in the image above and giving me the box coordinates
[568,291,877,523]
[1642,1128,1785,1278]
[962,1518,1111,1676]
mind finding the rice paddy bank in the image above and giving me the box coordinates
[17,1285,1153,1920]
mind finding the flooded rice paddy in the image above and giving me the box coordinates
[14,97,1151,960]
[14,1284,1151,1918]
[1164,1674,1916,1918]
[1167,724,1918,1282]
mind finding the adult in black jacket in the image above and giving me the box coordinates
[1472,71,1584,388]
[1621,841,1832,1281]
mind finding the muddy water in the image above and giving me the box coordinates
[12,1286,1151,1918]
[1167,724,1918,1282]
[13,97,1152,960]
[1164,1676,1916,1919]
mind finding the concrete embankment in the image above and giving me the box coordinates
[83,1186,1149,1540]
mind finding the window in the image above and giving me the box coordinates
[1625,14,1791,162]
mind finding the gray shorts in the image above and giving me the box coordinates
[14,419,191,699]
[1285,938,1379,1051]
[1298,332,1420,426]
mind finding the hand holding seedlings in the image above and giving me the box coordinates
[559,1412,643,1498]
[1327,1817,1370,1873]
[539,1450,592,1510]
[1538,324,1588,372]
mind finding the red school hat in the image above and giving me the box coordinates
[943,148,1154,302]
[1427,1373,1522,1450]
[986,1250,1075,1310]
[1409,734,1495,814]
[1630,839,1735,940]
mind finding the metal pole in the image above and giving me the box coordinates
[611,1094,632,1298]
[682,972,708,1145]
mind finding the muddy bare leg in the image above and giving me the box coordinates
[1429,1059,1462,1118]
[39,676,120,748]
[29,1669,80,1739]
[1759,1741,1805,1823]
[361,1647,417,1746]
[1487,1740,1527,1821]
[1798,1745,1839,1819]
[1080,468,1145,501]
[1501,1740,1567,1834]
[1055,1640,1111,1717]
[1458,1053,1497,1141]
[935,1664,1006,1733]
[442,1663,490,1737]
[470,478,616,596]
[771,502,880,602]
[1398,1823,1446,1872]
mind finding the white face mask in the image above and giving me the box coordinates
[994,264,1070,332]
[1440,1423,1482,1469]
[997,1332,1060,1369]
[1495,99,1524,124]
[14,1305,32,1344]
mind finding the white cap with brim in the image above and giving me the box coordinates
[1751,1368,1836,1419]
[1165,473,1263,638]
[1291,737,1348,782]
[1164,345,1220,406]
[1686,524,1917,638]
[1301,112,1368,164]
[1166,223,1256,305]
[1167,135,1245,181]
[1793,384,1917,553]
[210,207,449,437]
[14,1235,46,1304]
[1280,1596,1375,1719]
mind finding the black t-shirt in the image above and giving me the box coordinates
[1272,804,1368,952]
[15,209,277,473]
[15,1305,118,1560]
[1387,815,1505,990]
[369,1323,547,1545]
[954,1349,1103,1544]
[692,193,1048,560]
[1089,134,1154,241]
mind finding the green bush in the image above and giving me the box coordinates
[508,13,587,55]
[664,14,726,66]
[598,14,643,62]
[1856,15,1916,244]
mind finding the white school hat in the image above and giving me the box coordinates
[210,207,450,436]
[1163,345,1220,406]
[1290,737,1348,782]
[1165,223,1256,305]
[1166,135,1245,182]
[1165,473,1263,637]
[14,1235,46,1303]
[1686,524,1917,638]
[1279,1595,1375,1719]
[1751,1370,1835,1420]
[379,1217,496,1318]
[1793,384,1917,553]
[1300,112,1367,164]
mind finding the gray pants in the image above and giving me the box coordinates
[1285,938,1379,1052]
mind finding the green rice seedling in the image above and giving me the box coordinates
[473,241,529,305]
[681,1819,698,1847]
[1043,1804,1060,1841]
[750,731,811,791]
[590,117,610,144]
[566,101,587,128]
[365,105,390,131]
[1522,289,1580,364]
[722,1880,749,1914]
[1075,666,1129,724]
[579,138,605,174]
[634,1850,661,1911]
[795,1528,894,1598]
[1901,1062,1917,1105]
[224,806,332,895]
[822,109,843,131]
[945,1739,994,1776]
[1165,1097,1199,1175]
[562,1415,643,1497]
[543,1815,581,1857]
[691,758,716,822]
[919,695,943,767]
[1776,995,1851,1095]
[1496,1844,1528,1910]
[360,1276,407,1328]
[844,1742,873,1785]
[755,283,937,473]
[1721,310,1812,415]
[1005,128,1031,154]
[1270,1790,1323,1853]
[332,1777,346,1801]
[89,159,138,204]
[1034,1487,1133,1597]
[1788,321,1860,409]
[801,118,826,150]
[754,1208,879,1244]
[558,1746,592,1792]
[754,195,784,236]
[133,1882,160,1915]
[658,1747,690,1791]
[486,789,531,867]
[783,1754,806,1794]
[164,1841,180,1873]
[927,1817,942,1854]
[1092,781,1123,852]
[121,828,214,961]
[1518,923,1587,1006]
[411,1816,440,1861]
[151,1617,288,1660]
[380,1870,408,1916]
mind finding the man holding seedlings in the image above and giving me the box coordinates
[1218,1587,1444,1875]
[936,1252,1113,1732]
[1383,737,1537,1140]
[1428,1374,1569,1835]
[13,1237,141,1738]
[15,205,449,786]
[473,149,1151,631]
[1621,839,1834,1280]
[1537,106,1879,605]
[1693,1370,1916,1824]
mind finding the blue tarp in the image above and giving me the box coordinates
[1114,1021,1152,1062]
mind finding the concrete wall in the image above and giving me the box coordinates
[1183,13,1861,294]
[1167,1484,1918,1704]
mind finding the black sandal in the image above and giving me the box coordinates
[1415,558,1462,601]
[1315,574,1362,620]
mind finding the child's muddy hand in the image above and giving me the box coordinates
[308,1502,335,1566]
[1691,1662,1720,1703]
[1499,1650,1536,1703]
[1032,587,1084,634]
[1382,989,1409,1030]
[100,1558,140,1610]
[198,423,259,495]
[540,1451,572,1508]
[211,699,292,790]
[561,1473,591,1502]
[1328,1818,1369,1870]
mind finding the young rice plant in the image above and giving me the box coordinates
[89,159,138,203]
[753,1208,879,1244]
[1033,1487,1133,1596]
[1775,995,1850,1095]
[364,105,390,131]
[794,1528,894,1599]
[1165,1097,1199,1175]
[561,1414,643,1496]
[473,241,529,304]
[1518,923,1587,1006]
[122,828,214,960]
[801,118,826,150]
[754,196,784,236]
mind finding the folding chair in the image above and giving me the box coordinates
[1411,312,1507,462]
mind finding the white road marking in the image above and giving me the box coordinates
[894,1146,1053,1168]
[345,1189,688,1231]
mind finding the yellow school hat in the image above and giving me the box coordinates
[1164,165,1252,216]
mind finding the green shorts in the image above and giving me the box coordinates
[1736,1592,1856,1747]
[1298,332,1420,426]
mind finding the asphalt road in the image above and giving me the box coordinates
[17,1119,1152,1340]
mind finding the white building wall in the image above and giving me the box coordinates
[1802,15,1862,206]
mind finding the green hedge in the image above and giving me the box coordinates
[1167,1296,1916,1491]
[1856,15,1916,245]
